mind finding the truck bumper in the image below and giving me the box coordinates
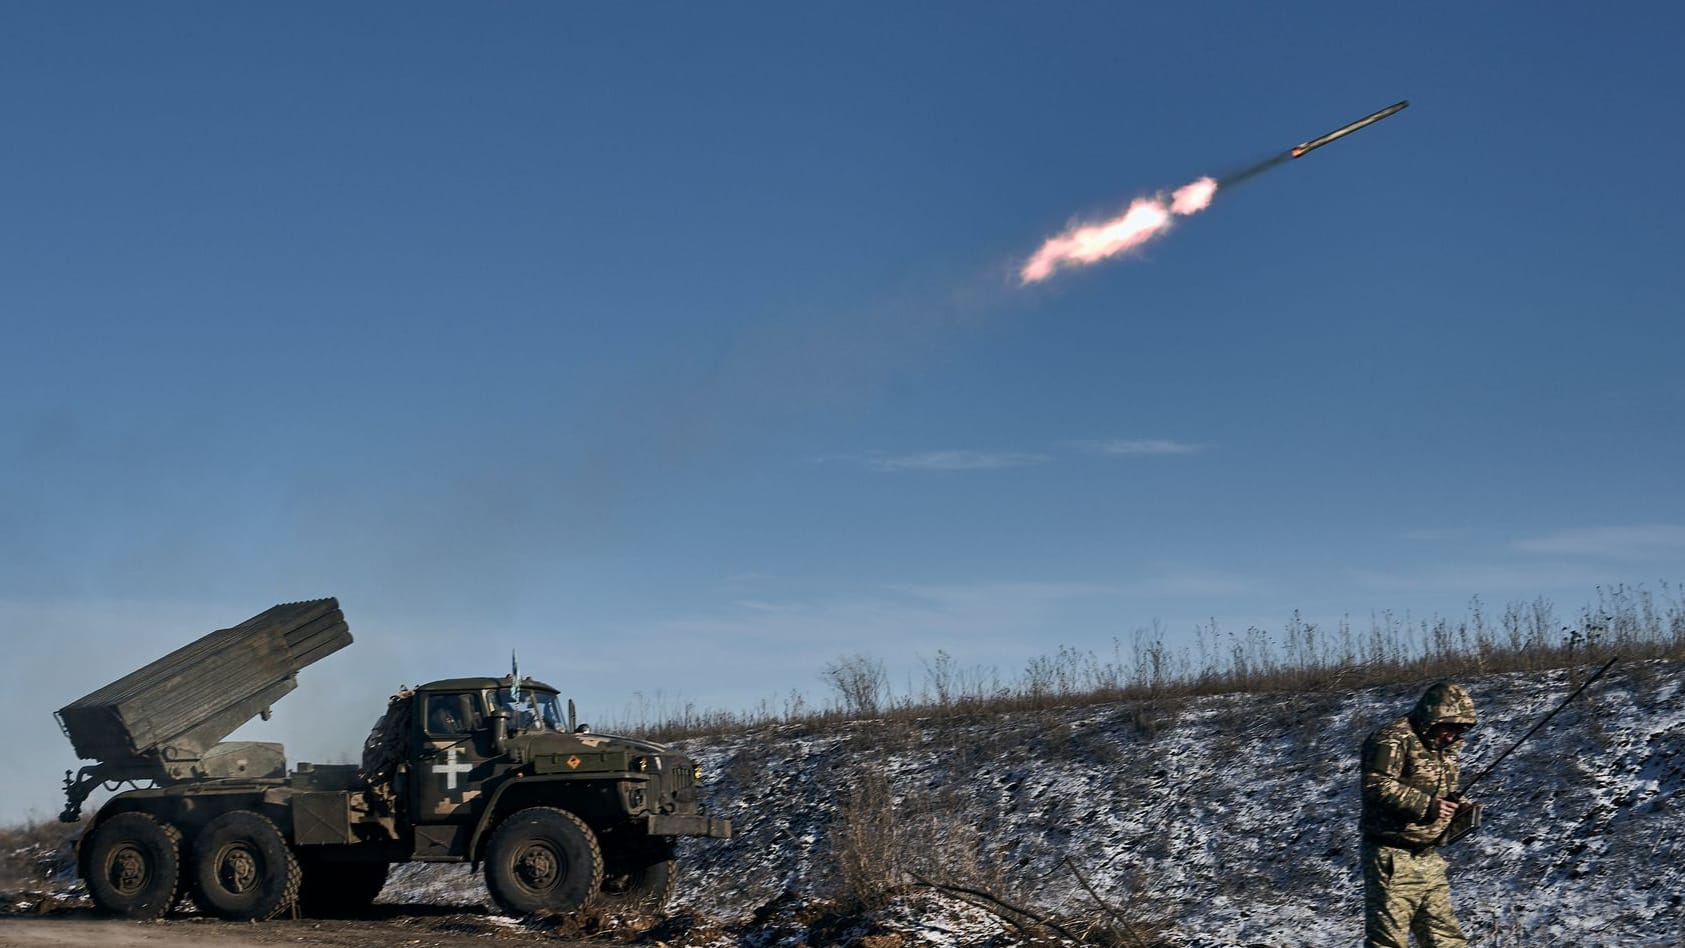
[646,813,732,839]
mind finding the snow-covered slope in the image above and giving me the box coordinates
[375,660,1684,945]
[660,659,1683,946]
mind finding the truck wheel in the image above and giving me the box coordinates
[84,812,183,919]
[296,855,389,917]
[599,840,677,911]
[483,807,603,916]
[191,810,301,921]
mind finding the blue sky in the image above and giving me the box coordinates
[4,4,1683,823]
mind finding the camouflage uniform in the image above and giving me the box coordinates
[1359,682,1477,948]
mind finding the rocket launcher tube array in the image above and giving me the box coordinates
[56,598,351,766]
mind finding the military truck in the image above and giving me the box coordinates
[55,598,731,921]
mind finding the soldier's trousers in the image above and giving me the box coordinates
[1362,841,1468,948]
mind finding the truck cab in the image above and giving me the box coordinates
[394,677,725,847]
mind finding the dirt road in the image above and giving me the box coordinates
[0,908,599,948]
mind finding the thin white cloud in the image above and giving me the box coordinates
[856,450,1051,472]
[889,580,1124,607]
[820,440,1206,471]
[732,599,805,613]
[1120,569,1262,598]
[1512,524,1685,560]
[1400,528,1474,542]
[1347,562,1627,595]
[1074,439,1207,457]
[903,571,1260,601]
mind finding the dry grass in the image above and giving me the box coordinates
[831,768,901,909]
[0,819,78,891]
[612,582,1684,742]
[822,721,1176,944]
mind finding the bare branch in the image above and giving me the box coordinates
[906,869,1086,944]
[1063,857,1155,948]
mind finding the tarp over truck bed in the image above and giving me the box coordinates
[57,598,351,764]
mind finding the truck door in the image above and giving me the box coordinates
[414,690,495,824]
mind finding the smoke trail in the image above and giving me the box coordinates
[1019,176,1217,285]
[1215,152,1292,190]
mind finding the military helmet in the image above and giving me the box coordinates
[1411,681,1478,729]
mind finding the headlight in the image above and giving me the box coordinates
[692,764,703,781]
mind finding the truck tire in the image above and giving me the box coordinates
[296,855,389,917]
[83,811,183,919]
[599,839,677,911]
[190,810,301,921]
[483,807,603,917]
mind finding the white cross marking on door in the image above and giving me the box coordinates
[432,747,472,790]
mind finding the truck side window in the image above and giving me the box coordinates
[425,694,476,735]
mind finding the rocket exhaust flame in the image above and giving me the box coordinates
[1020,99,1408,285]
[1020,176,1217,285]
[1169,177,1217,215]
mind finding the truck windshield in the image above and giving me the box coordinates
[492,687,566,732]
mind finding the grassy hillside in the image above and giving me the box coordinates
[668,657,1683,946]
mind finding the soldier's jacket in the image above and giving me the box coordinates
[1361,682,1478,848]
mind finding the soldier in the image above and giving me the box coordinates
[427,694,465,733]
[1360,681,1478,947]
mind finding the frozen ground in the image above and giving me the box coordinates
[381,658,1683,945]
[662,658,1684,946]
[7,659,1681,946]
